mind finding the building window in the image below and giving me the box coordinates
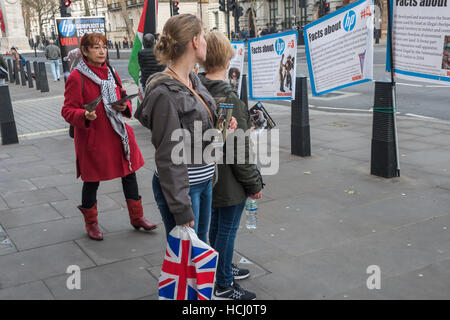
[284,0,294,30]
[269,0,278,27]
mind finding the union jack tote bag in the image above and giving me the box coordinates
[158,226,218,300]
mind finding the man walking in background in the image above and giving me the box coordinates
[138,33,165,89]
[45,39,61,81]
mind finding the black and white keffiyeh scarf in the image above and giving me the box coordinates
[76,59,131,168]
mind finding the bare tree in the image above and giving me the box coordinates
[22,0,59,40]
[120,0,135,41]
[83,0,91,16]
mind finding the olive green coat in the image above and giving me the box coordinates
[198,73,263,208]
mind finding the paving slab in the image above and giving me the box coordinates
[44,258,156,300]
[0,203,63,229]
[50,194,122,218]
[75,230,165,265]
[0,242,95,289]
[2,187,67,209]
[6,216,91,250]
[0,281,55,300]
[97,204,163,233]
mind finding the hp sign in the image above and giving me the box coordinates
[343,11,356,32]
[275,38,285,55]
[59,20,76,37]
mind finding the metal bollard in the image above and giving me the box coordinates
[38,62,49,93]
[7,59,14,83]
[26,61,34,88]
[33,61,41,90]
[20,64,27,86]
[371,80,399,178]
[116,45,120,59]
[240,74,249,108]
[14,62,20,85]
[0,84,19,145]
[291,75,311,157]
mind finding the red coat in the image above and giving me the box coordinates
[62,60,144,182]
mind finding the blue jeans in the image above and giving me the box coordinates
[49,59,60,80]
[209,202,246,287]
[152,174,212,243]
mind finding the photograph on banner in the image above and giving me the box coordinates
[56,17,106,79]
[386,1,450,85]
[248,30,298,100]
[304,0,374,96]
[227,41,245,96]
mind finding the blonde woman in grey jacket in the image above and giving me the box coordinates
[135,14,236,242]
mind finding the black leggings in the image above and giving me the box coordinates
[82,172,140,209]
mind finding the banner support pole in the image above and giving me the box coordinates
[387,0,400,176]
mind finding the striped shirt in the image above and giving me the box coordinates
[155,163,215,186]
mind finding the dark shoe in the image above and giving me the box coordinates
[57,78,60,81]
[78,203,103,241]
[232,263,250,280]
[213,282,256,300]
[126,196,157,231]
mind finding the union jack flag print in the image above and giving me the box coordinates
[158,231,218,300]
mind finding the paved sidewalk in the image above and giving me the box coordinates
[0,102,449,299]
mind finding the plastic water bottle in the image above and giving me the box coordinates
[245,198,258,229]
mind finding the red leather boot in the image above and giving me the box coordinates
[126,196,157,231]
[78,203,103,241]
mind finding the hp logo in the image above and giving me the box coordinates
[59,20,76,37]
[343,11,356,32]
[275,38,285,55]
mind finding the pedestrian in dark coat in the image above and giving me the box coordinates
[138,33,165,89]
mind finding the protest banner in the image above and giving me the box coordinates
[248,30,298,100]
[227,41,245,96]
[56,17,106,79]
[387,0,450,85]
[304,0,374,96]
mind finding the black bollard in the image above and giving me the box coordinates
[38,62,49,93]
[291,75,311,157]
[34,45,37,57]
[34,61,41,91]
[7,59,14,83]
[0,84,19,145]
[116,45,120,59]
[371,80,400,178]
[240,74,249,108]
[20,64,27,86]
[26,61,33,88]
[14,62,20,85]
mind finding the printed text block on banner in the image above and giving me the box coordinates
[248,30,298,101]
[386,0,450,85]
[304,0,374,96]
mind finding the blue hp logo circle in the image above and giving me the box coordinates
[343,11,356,32]
[59,20,76,37]
[275,38,285,55]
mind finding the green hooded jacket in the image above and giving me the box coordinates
[198,73,263,208]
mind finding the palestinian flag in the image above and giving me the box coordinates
[128,0,158,102]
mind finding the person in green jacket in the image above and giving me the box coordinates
[199,31,263,300]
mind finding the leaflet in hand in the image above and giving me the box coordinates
[108,93,139,106]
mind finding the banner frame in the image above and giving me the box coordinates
[303,0,373,96]
[248,29,298,101]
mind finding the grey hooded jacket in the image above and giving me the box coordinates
[135,71,217,225]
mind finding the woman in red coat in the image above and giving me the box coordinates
[62,33,157,240]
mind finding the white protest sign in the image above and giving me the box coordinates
[304,0,374,95]
[227,41,245,96]
[248,30,298,100]
[387,0,450,85]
